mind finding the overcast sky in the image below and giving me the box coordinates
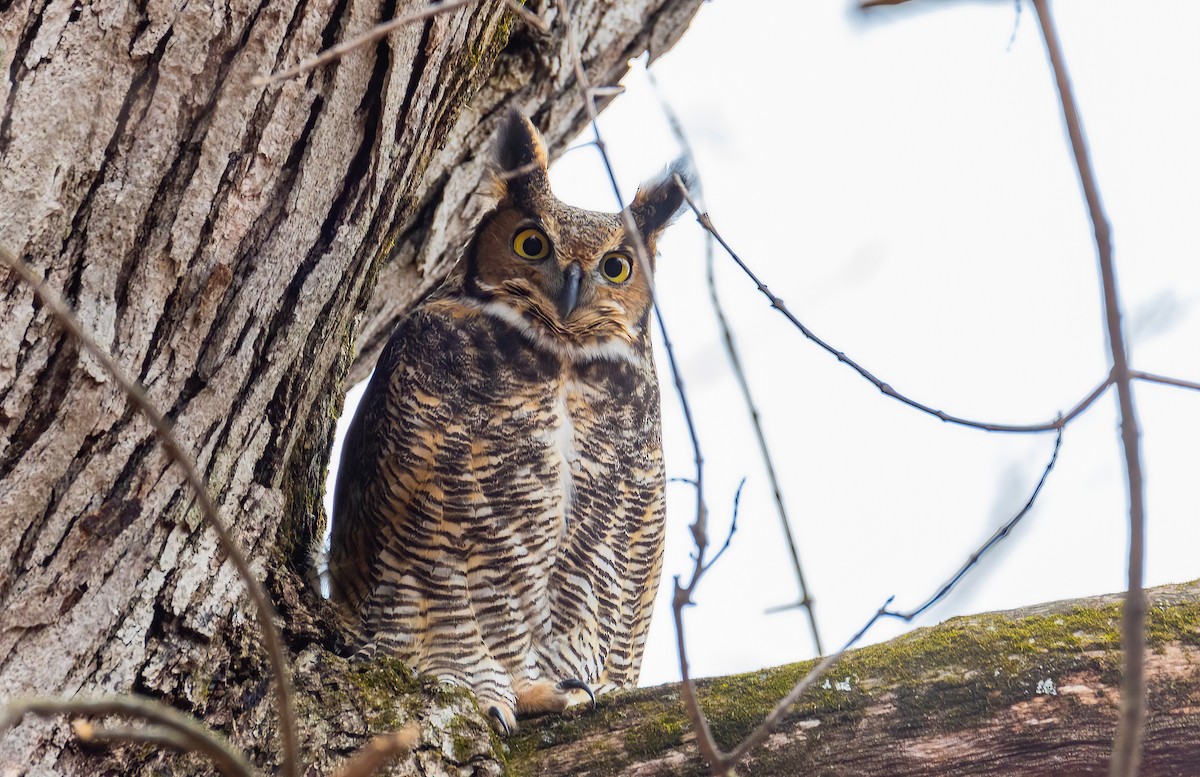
[328,0,1200,687]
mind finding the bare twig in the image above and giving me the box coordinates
[700,479,744,575]
[671,575,723,770]
[669,486,748,773]
[883,427,1064,621]
[252,0,474,86]
[1030,3,1146,775]
[0,249,298,777]
[73,720,197,756]
[673,182,1115,435]
[503,0,549,33]
[649,71,824,655]
[672,422,1064,774]
[552,0,709,554]
[1131,370,1200,394]
[553,0,659,291]
[552,3,727,769]
[723,598,893,765]
[3,696,258,777]
[333,726,420,777]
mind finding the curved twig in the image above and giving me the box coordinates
[0,249,299,777]
[883,427,1064,622]
[1030,3,1146,775]
[649,70,824,654]
[3,696,258,777]
[673,182,1115,435]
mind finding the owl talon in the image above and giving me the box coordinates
[487,705,516,736]
[556,678,597,710]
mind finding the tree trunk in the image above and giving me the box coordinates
[0,0,702,774]
[510,580,1200,776]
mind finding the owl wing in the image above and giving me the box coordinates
[328,334,400,612]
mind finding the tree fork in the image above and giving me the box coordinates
[0,1,704,774]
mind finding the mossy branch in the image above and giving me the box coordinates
[508,580,1200,776]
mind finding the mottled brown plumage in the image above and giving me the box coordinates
[328,112,686,733]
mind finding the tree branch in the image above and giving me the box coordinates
[511,580,1200,775]
[1131,370,1200,394]
[1029,4,1146,776]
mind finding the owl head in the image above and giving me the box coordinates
[465,111,689,362]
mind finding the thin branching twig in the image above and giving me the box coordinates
[252,0,474,86]
[1030,3,1147,775]
[648,72,824,654]
[670,418,1065,774]
[3,697,258,777]
[1131,370,1200,394]
[670,484,749,771]
[672,182,1116,435]
[884,427,1064,622]
[552,0,710,570]
[552,5,733,770]
[0,249,298,777]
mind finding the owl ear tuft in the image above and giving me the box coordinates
[492,110,550,203]
[630,157,693,238]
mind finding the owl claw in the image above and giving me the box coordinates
[487,705,516,736]
[556,678,597,710]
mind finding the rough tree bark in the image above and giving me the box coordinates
[512,580,1200,776]
[5,1,1195,776]
[0,0,703,774]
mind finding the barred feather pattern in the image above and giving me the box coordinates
[329,283,665,726]
[328,111,683,732]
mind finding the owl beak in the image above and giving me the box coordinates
[558,263,582,319]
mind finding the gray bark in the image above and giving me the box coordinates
[0,0,703,774]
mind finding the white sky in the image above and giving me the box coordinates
[327,0,1200,688]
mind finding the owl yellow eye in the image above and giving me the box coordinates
[513,228,550,260]
[600,252,632,284]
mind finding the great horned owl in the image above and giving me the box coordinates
[328,111,686,733]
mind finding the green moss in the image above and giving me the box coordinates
[1146,598,1200,646]
[508,591,1200,774]
[448,712,481,762]
[622,711,688,759]
[344,656,423,731]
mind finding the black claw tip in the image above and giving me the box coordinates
[557,678,597,709]
[487,706,512,735]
